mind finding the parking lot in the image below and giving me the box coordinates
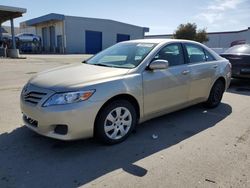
[0,55,249,188]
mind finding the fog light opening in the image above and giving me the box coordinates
[54,125,68,135]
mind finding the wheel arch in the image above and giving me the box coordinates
[213,76,226,91]
[94,93,140,133]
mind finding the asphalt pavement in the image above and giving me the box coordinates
[0,55,249,188]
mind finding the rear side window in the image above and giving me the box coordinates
[153,43,184,66]
[204,49,216,61]
[185,44,206,63]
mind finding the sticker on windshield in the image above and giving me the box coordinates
[137,43,155,48]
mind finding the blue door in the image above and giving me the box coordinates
[85,31,102,54]
[117,34,130,43]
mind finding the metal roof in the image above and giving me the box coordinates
[24,13,149,31]
[0,5,26,23]
[25,13,65,26]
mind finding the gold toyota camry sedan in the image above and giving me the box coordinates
[20,39,231,144]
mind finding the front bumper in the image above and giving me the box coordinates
[20,85,102,140]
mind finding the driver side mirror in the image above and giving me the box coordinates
[148,59,169,70]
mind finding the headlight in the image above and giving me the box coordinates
[43,90,95,107]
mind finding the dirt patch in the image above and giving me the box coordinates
[236,129,250,144]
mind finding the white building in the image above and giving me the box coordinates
[205,28,250,48]
[145,27,250,49]
[20,13,149,54]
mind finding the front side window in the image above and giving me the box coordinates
[153,43,184,66]
[86,43,156,69]
[185,44,206,63]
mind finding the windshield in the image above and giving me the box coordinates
[224,44,250,54]
[86,42,156,68]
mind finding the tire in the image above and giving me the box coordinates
[33,38,38,42]
[95,100,137,144]
[204,79,225,108]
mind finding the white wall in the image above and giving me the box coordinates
[19,23,36,34]
[34,21,64,47]
[64,16,146,53]
[205,28,250,48]
[145,28,250,49]
[144,35,172,39]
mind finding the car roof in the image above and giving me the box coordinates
[222,44,250,55]
[123,38,202,45]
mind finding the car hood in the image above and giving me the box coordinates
[29,63,130,91]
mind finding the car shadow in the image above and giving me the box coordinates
[0,103,232,187]
[227,78,250,96]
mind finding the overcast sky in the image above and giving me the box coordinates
[1,0,250,35]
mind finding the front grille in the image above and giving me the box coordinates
[23,115,38,128]
[23,91,47,105]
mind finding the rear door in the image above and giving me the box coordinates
[183,43,218,101]
[143,43,191,116]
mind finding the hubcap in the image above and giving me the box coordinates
[104,107,132,140]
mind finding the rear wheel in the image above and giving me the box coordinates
[95,100,137,144]
[204,79,225,108]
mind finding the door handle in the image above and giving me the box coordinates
[213,64,218,68]
[182,70,190,75]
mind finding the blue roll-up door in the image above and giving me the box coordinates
[117,34,130,43]
[85,30,102,54]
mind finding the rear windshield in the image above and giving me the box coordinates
[224,44,250,54]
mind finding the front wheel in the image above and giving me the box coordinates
[204,79,225,108]
[95,100,137,144]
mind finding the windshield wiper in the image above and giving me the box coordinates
[92,63,112,67]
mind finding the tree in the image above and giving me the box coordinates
[195,28,209,43]
[173,23,209,43]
